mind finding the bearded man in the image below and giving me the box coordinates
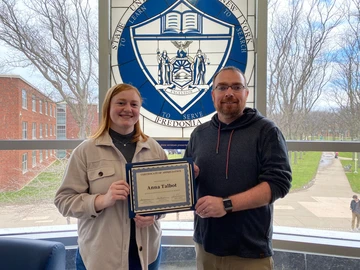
[184,66,292,270]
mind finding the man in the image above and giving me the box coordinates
[184,66,292,270]
[350,195,360,231]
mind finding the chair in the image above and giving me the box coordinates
[0,237,66,270]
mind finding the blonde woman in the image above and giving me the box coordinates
[55,83,167,270]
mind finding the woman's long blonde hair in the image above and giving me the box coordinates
[90,83,148,142]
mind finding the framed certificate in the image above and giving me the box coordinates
[125,158,197,218]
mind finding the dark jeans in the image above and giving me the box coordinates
[76,247,161,270]
[75,249,86,270]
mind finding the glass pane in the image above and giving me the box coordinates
[0,0,99,230]
[267,0,360,143]
[2,149,358,232]
[274,151,360,232]
[0,150,71,228]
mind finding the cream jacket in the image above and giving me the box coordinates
[54,132,167,270]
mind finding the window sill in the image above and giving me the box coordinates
[1,223,359,258]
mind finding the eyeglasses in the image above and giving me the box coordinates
[214,84,246,91]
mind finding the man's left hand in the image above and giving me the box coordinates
[195,196,226,218]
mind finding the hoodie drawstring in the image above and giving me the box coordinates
[226,130,234,179]
[216,123,221,154]
[216,123,234,180]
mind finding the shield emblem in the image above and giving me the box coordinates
[129,0,234,114]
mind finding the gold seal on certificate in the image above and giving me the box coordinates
[125,158,197,218]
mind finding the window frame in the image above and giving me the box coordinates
[32,150,36,167]
[22,122,27,139]
[32,122,36,139]
[21,89,27,109]
[32,95,36,112]
[22,153,28,173]
[39,100,43,114]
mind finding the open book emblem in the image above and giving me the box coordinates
[129,0,234,115]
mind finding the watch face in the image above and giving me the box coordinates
[224,199,232,209]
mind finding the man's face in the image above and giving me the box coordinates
[211,70,249,124]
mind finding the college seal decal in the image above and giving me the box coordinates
[111,0,255,128]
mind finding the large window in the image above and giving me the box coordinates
[0,0,359,266]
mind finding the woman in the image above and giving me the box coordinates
[55,83,167,270]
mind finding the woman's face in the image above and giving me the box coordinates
[109,89,141,135]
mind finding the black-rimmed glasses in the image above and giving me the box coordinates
[214,84,246,91]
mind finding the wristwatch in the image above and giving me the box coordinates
[223,197,233,213]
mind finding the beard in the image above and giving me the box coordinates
[216,97,243,118]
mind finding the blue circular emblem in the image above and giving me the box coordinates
[115,0,254,127]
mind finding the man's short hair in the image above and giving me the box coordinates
[212,66,247,89]
[353,195,358,199]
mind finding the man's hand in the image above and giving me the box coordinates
[195,195,226,218]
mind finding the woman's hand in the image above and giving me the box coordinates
[134,215,156,228]
[95,180,129,211]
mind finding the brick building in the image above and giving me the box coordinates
[0,75,57,191]
[0,75,99,191]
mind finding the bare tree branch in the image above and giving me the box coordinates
[328,0,360,139]
[267,0,343,139]
[0,0,98,138]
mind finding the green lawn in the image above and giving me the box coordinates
[0,160,64,204]
[338,152,360,193]
[289,151,322,191]
[168,154,183,159]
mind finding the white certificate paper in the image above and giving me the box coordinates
[126,158,196,218]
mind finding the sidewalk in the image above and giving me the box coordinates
[0,152,357,231]
[274,152,356,231]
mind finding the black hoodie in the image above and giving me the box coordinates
[184,107,292,258]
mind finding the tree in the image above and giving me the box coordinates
[267,0,342,139]
[0,0,98,138]
[328,0,360,140]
